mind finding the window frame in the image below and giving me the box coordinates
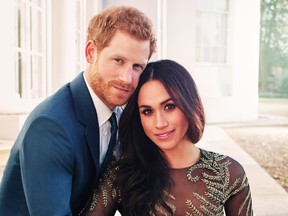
[194,0,229,64]
[15,0,48,99]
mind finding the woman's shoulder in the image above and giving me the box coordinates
[199,148,246,176]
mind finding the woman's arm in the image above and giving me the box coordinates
[81,164,120,216]
[224,160,254,216]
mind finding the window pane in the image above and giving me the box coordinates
[196,0,228,11]
[32,0,42,7]
[20,1,26,49]
[195,0,228,63]
[75,0,85,74]
[15,0,47,99]
[31,55,44,98]
[16,51,23,96]
[31,9,43,52]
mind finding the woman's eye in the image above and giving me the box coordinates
[142,109,152,115]
[165,103,176,110]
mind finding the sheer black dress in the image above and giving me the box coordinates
[81,149,253,216]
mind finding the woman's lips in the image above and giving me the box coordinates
[155,129,174,140]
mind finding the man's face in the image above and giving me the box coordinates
[88,30,150,110]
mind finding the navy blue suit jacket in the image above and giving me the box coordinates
[0,72,111,215]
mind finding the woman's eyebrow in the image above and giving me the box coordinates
[138,98,173,109]
[138,104,151,109]
[160,98,173,105]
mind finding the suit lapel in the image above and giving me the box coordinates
[70,72,100,175]
[85,126,100,175]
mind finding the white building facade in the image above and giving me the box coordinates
[0,0,260,140]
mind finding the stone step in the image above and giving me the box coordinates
[0,114,28,140]
[0,139,13,165]
[0,139,13,181]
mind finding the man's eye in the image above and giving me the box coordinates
[114,58,122,63]
[133,64,144,71]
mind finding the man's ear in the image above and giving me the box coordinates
[85,40,96,63]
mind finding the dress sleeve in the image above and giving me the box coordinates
[81,164,120,216]
[224,158,254,216]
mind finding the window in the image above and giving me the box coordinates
[15,0,47,99]
[195,0,228,63]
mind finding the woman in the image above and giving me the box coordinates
[82,59,253,216]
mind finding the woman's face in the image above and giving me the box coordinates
[138,80,190,153]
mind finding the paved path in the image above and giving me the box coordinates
[0,139,12,182]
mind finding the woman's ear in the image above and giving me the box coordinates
[85,40,96,63]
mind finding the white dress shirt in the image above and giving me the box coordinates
[83,73,113,166]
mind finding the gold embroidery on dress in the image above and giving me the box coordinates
[183,150,251,215]
[83,149,253,215]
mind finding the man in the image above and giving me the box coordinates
[0,6,156,215]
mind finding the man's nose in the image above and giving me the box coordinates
[118,65,133,84]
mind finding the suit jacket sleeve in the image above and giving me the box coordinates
[20,115,74,215]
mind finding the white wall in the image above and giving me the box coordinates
[231,0,260,121]
[50,0,78,93]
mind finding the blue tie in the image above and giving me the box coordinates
[100,112,118,175]
[108,112,118,149]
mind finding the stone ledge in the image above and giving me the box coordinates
[0,139,14,150]
[0,139,13,167]
[0,114,28,140]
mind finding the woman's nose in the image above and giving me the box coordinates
[155,112,168,129]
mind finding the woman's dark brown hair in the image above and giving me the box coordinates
[115,59,205,215]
